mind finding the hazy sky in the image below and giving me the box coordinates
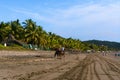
[0,0,120,42]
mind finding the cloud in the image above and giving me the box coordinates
[12,1,120,28]
[11,1,120,41]
[48,2,120,41]
[54,2,120,27]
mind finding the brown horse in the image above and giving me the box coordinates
[54,50,65,59]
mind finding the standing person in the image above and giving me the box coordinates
[4,43,7,47]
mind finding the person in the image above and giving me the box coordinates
[61,47,65,52]
[4,43,7,47]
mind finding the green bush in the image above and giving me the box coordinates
[0,44,28,50]
[0,44,5,48]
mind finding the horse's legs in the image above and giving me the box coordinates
[54,51,57,58]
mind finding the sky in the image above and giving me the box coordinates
[0,0,120,42]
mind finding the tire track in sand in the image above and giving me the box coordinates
[52,54,120,80]
[95,54,120,80]
[15,61,70,80]
[96,55,120,80]
[52,55,95,80]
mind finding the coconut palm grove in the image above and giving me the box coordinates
[0,19,120,51]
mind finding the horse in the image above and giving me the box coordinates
[54,49,65,59]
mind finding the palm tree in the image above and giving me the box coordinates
[0,22,10,42]
[10,19,24,40]
[47,32,61,49]
[23,19,39,45]
[37,26,48,48]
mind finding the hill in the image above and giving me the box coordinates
[83,40,120,50]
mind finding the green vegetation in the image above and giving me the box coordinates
[84,40,120,51]
[0,44,5,48]
[0,44,27,50]
[0,19,119,51]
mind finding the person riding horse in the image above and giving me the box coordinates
[54,48,65,58]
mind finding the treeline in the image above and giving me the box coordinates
[84,40,120,51]
[0,19,119,51]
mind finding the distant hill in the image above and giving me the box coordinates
[83,40,120,50]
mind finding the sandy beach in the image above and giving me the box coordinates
[0,50,120,80]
